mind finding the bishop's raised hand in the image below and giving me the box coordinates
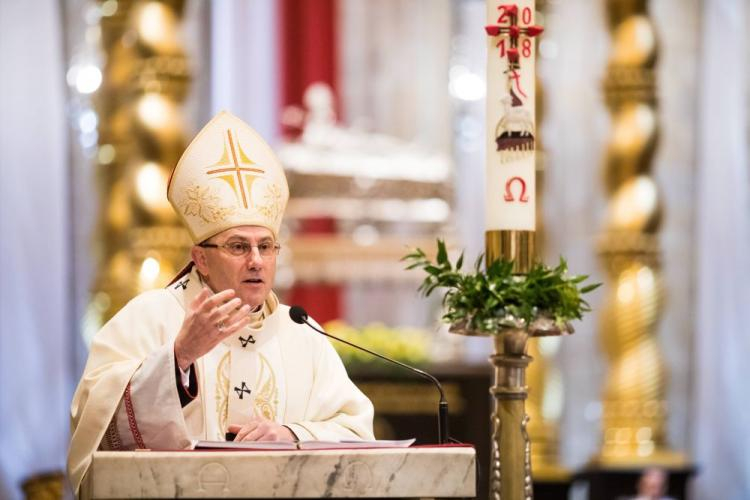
[174,287,252,370]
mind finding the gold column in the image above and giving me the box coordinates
[21,472,64,500]
[89,0,192,329]
[594,0,683,466]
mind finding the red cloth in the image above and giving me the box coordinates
[286,283,342,326]
[278,2,343,323]
[279,0,339,138]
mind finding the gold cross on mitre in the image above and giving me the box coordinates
[205,129,265,209]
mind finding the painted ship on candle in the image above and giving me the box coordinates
[485,1,543,232]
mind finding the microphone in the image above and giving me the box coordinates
[289,305,449,444]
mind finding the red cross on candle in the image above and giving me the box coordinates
[484,3,544,99]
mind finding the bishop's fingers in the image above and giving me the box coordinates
[244,426,266,442]
[224,303,251,324]
[189,287,212,309]
[234,421,259,442]
[200,288,236,311]
[211,297,243,321]
[219,310,252,339]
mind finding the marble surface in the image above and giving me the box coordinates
[82,447,476,498]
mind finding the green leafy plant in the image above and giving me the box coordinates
[403,239,601,334]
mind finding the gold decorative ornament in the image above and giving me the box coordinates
[594,0,685,467]
[181,184,235,224]
[89,0,193,330]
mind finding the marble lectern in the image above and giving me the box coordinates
[81,447,476,499]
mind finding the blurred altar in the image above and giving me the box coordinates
[1,1,748,499]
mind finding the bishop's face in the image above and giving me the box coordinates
[192,225,278,309]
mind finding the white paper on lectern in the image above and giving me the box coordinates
[192,438,415,450]
[298,438,416,450]
[193,440,297,450]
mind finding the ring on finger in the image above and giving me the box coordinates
[216,320,226,332]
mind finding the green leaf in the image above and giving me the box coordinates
[580,283,602,294]
[424,265,441,275]
[474,253,484,271]
[436,239,448,266]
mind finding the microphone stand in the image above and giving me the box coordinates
[295,314,449,445]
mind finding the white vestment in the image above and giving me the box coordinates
[67,268,374,494]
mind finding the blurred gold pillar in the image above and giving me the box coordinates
[593,0,684,466]
[21,472,64,500]
[89,0,192,329]
[526,336,566,479]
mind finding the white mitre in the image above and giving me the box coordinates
[168,111,289,243]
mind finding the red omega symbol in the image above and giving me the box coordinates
[504,176,529,203]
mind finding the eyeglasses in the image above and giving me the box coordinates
[198,240,281,258]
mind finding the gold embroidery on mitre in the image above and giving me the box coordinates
[253,353,278,421]
[216,351,230,436]
[205,129,266,210]
[181,184,234,223]
[257,184,283,225]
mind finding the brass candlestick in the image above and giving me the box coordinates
[489,324,535,500]
[483,230,570,499]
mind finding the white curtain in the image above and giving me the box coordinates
[692,1,750,499]
[338,0,452,152]
[0,1,73,499]
[210,0,280,145]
